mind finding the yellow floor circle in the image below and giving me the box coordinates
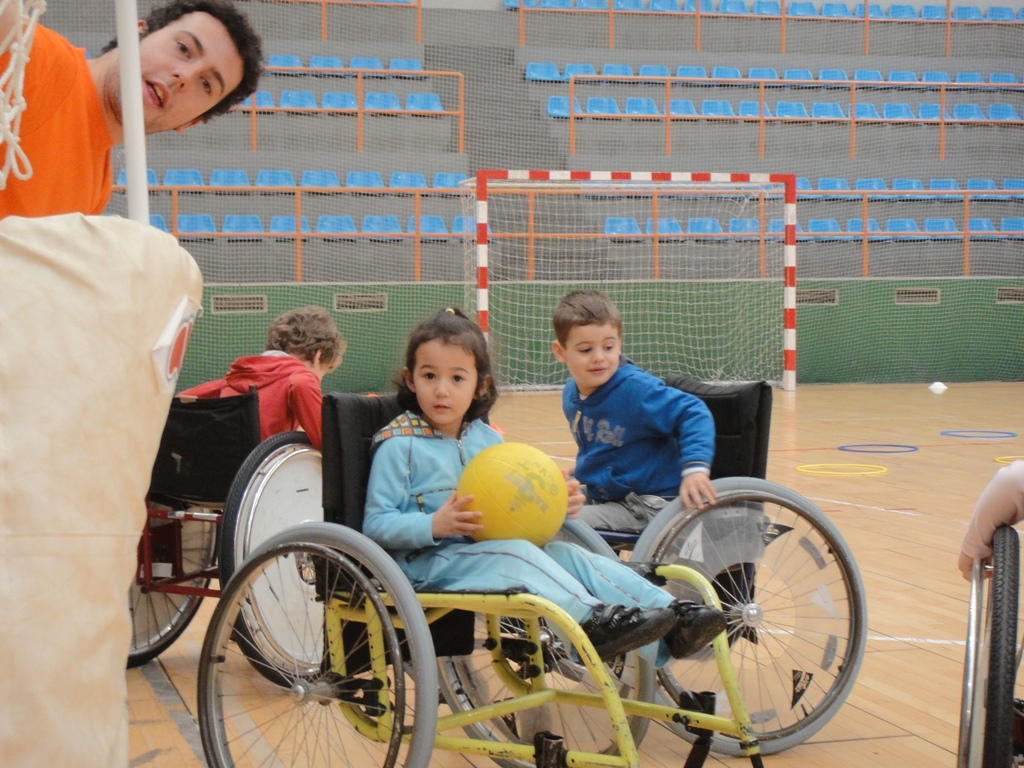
[797,463,888,476]
[996,456,1024,465]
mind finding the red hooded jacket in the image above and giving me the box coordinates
[180,353,324,449]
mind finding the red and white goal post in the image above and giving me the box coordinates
[462,170,797,392]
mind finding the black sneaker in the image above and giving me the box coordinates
[664,600,728,659]
[580,603,677,661]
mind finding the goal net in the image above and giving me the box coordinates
[0,0,46,189]
[463,170,796,391]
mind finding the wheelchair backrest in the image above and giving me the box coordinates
[662,377,772,480]
[148,390,261,504]
[321,392,403,530]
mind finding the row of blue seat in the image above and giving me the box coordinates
[526,62,1022,84]
[155,214,478,238]
[604,215,1024,239]
[239,90,446,112]
[507,0,1024,19]
[267,55,424,74]
[798,176,1024,197]
[546,95,1024,120]
[116,168,468,189]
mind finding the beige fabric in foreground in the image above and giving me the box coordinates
[0,214,203,767]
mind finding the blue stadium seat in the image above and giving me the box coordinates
[149,214,168,232]
[847,217,888,240]
[452,215,477,238]
[309,55,344,72]
[752,0,781,12]
[364,92,403,111]
[676,65,708,79]
[1004,179,1024,198]
[349,56,386,74]
[1000,217,1024,237]
[853,69,883,82]
[177,214,216,236]
[301,169,342,187]
[888,70,918,83]
[989,104,1021,121]
[322,92,357,110]
[967,218,998,239]
[851,102,882,119]
[950,5,983,20]
[239,90,274,109]
[406,93,444,112]
[688,217,724,237]
[645,217,685,238]
[923,218,958,238]
[807,218,848,239]
[954,71,984,83]
[316,215,357,239]
[796,176,812,192]
[811,102,845,118]
[625,97,660,115]
[586,96,621,115]
[601,61,637,77]
[727,218,760,239]
[776,101,810,118]
[116,167,158,185]
[821,2,853,16]
[578,0,610,8]
[604,217,643,240]
[887,3,917,17]
[720,0,750,12]
[819,68,848,81]
[928,178,961,199]
[787,1,818,15]
[985,5,1016,20]
[701,99,735,116]
[855,177,887,198]
[638,64,672,79]
[279,90,318,109]
[882,102,916,120]
[269,215,312,235]
[918,103,949,120]
[563,63,597,80]
[222,214,264,238]
[748,67,779,80]
[268,53,303,70]
[669,99,698,115]
[738,100,771,116]
[362,215,403,241]
[712,66,742,80]
[767,218,803,237]
[648,0,682,11]
[886,218,926,239]
[952,103,985,120]
[966,178,1000,199]
[539,0,572,8]
[818,176,851,192]
[920,4,947,18]
[389,171,428,188]
[389,58,425,76]
[853,2,884,16]
[614,0,645,10]
[989,72,1020,85]
[525,62,563,81]
[783,68,813,81]
[682,0,716,11]
[433,172,469,188]
[921,70,952,84]
[255,169,296,187]
[408,215,449,239]
[346,170,385,188]
[893,178,926,198]
[210,169,251,187]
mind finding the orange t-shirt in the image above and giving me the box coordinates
[0,26,114,219]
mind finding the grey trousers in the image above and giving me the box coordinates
[579,492,672,533]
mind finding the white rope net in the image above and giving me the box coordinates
[0,0,46,189]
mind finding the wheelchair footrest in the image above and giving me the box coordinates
[533,731,567,768]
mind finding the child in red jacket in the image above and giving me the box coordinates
[180,306,345,449]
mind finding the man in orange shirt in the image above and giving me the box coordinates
[0,0,262,218]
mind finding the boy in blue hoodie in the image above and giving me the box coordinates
[551,290,716,533]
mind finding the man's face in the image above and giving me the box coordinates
[115,11,244,134]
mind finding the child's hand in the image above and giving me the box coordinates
[959,551,989,581]
[680,473,716,510]
[432,491,483,539]
[564,474,584,520]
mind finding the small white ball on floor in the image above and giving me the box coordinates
[928,381,948,394]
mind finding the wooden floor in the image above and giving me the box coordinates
[127,381,1024,768]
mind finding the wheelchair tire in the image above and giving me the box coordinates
[630,476,868,756]
[435,519,656,768]
[127,515,217,668]
[983,525,1020,768]
[198,522,437,768]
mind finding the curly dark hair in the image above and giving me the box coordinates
[265,306,345,367]
[395,308,498,426]
[103,0,263,122]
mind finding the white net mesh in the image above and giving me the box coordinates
[0,0,45,188]
[464,172,793,389]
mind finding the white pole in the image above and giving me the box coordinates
[114,0,148,224]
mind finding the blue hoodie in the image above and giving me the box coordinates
[563,361,715,502]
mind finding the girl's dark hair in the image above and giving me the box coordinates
[395,308,498,425]
[103,0,263,122]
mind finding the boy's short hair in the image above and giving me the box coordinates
[265,306,345,366]
[552,290,623,346]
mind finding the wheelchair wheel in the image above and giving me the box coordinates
[127,512,217,668]
[198,522,438,768]
[982,525,1020,768]
[630,477,868,756]
[436,520,655,768]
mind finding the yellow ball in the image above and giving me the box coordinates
[457,442,568,547]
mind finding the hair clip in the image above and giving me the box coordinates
[445,307,455,314]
